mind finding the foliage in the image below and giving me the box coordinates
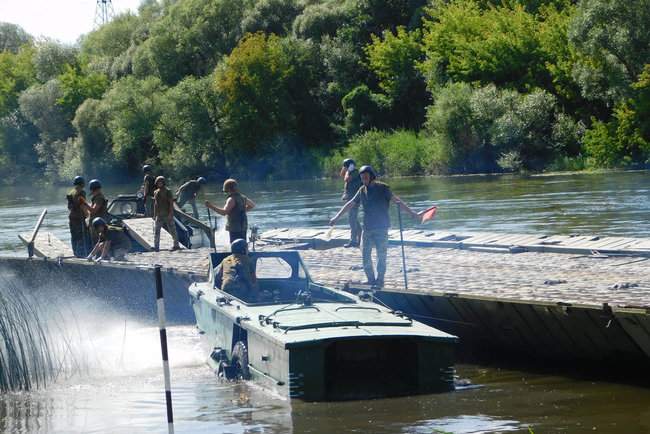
[57,65,108,118]
[324,129,429,177]
[0,46,36,117]
[341,85,391,137]
[155,75,222,176]
[241,0,302,35]
[101,76,166,170]
[0,22,32,53]
[569,0,650,103]
[215,33,328,167]
[32,39,78,83]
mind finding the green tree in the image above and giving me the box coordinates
[341,85,391,136]
[155,75,223,176]
[132,0,253,85]
[32,39,78,82]
[0,45,36,117]
[102,76,166,170]
[420,0,543,91]
[569,0,650,103]
[216,33,328,163]
[0,22,32,53]
[241,0,302,35]
[57,64,108,118]
[365,26,428,129]
[72,98,116,176]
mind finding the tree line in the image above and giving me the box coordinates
[0,0,649,185]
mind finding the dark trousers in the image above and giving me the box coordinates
[69,219,90,257]
[348,206,361,244]
[229,231,247,243]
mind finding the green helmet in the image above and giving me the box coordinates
[89,179,102,190]
[230,238,247,254]
[92,217,106,228]
[73,176,85,186]
[359,165,376,178]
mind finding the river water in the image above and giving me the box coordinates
[1,172,650,433]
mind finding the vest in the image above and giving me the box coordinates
[226,192,248,233]
[354,181,392,230]
[143,174,156,197]
[67,188,86,221]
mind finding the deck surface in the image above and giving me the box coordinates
[122,217,183,251]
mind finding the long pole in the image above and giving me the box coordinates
[206,206,216,252]
[154,265,175,434]
[397,204,408,289]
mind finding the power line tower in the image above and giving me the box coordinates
[94,0,115,28]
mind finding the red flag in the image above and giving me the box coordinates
[418,205,437,223]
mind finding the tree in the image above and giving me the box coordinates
[72,98,116,176]
[57,64,108,118]
[241,0,302,36]
[132,0,253,85]
[420,0,543,91]
[0,22,32,53]
[365,26,428,129]
[155,75,223,176]
[32,39,78,82]
[569,0,650,103]
[0,45,36,117]
[215,33,329,164]
[101,76,166,170]
[341,85,391,137]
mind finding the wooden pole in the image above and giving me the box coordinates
[206,206,216,252]
[396,204,408,289]
[154,265,175,434]
[27,209,47,258]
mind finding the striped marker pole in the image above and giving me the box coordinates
[155,265,175,434]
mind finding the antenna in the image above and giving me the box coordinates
[94,0,115,28]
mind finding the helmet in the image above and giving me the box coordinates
[197,177,207,185]
[223,178,237,192]
[342,158,355,168]
[91,217,106,228]
[73,176,85,186]
[359,165,376,178]
[230,238,247,254]
[155,176,166,185]
[143,164,152,173]
[88,179,102,190]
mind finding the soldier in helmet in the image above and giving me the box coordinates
[329,165,420,288]
[142,165,156,217]
[205,178,256,243]
[153,175,180,251]
[176,176,207,218]
[340,158,362,247]
[214,238,258,301]
[86,217,132,261]
[66,176,91,257]
[87,179,109,243]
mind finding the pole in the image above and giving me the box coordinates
[397,204,408,290]
[154,265,175,434]
[206,206,216,252]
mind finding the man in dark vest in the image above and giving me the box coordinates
[214,238,258,301]
[67,176,90,257]
[205,178,256,243]
[329,165,420,288]
[340,158,362,247]
[87,217,132,261]
[142,165,156,217]
[176,176,207,218]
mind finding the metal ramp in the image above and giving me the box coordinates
[18,232,73,258]
[122,217,183,251]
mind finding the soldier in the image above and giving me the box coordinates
[87,217,132,261]
[340,158,362,247]
[175,176,207,218]
[66,176,90,257]
[87,179,109,243]
[214,238,258,301]
[153,176,180,251]
[142,165,156,217]
[205,178,256,243]
[329,165,420,288]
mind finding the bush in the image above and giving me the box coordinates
[323,129,429,177]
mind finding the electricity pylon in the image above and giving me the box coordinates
[94,0,115,28]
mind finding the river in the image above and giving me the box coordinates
[1,171,650,433]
